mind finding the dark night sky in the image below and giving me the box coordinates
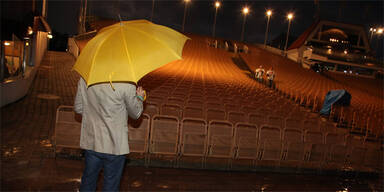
[2,0,383,56]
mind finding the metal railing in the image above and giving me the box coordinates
[311,48,381,66]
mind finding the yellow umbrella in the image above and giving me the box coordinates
[73,19,189,87]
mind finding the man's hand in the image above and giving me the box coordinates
[136,86,145,98]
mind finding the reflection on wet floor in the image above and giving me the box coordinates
[2,154,383,191]
[130,180,142,188]
[40,139,53,147]
[2,146,21,157]
[1,144,382,191]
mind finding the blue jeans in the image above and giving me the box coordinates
[80,150,126,192]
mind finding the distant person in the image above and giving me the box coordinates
[255,65,265,83]
[266,67,275,88]
[243,45,249,54]
[74,78,145,192]
[3,58,10,79]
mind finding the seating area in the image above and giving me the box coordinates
[239,45,383,140]
[55,35,383,174]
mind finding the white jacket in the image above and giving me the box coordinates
[74,78,143,155]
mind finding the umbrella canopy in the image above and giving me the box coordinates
[73,19,189,86]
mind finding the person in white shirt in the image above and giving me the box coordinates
[255,65,265,83]
[266,67,275,88]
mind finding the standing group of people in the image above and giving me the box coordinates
[255,65,275,88]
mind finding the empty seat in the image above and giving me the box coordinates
[281,128,305,170]
[329,104,343,123]
[337,107,355,128]
[143,102,159,118]
[320,121,339,133]
[303,130,327,170]
[167,97,185,107]
[363,142,383,173]
[55,105,81,151]
[242,106,259,114]
[172,92,188,99]
[207,120,234,158]
[149,115,180,166]
[185,99,204,108]
[302,118,321,131]
[224,103,238,112]
[206,120,234,168]
[284,118,302,130]
[248,113,267,127]
[323,132,348,171]
[233,123,258,169]
[150,89,169,97]
[161,103,183,119]
[206,102,224,110]
[227,111,247,125]
[183,106,204,119]
[188,95,204,102]
[206,108,226,122]
[206,96,221,103]
[146,95,164,106]
[257,125,283,169]
[258,108,273,117]
[365,117,383,142]
[179,118,208,168]
[273,109,291,117]
[267,115,284,129]
[345,134,366,172]
[128,113,150,154]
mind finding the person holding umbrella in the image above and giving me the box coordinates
[73,20,189,191]
[74,78,145,191]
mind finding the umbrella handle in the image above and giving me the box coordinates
[109,73,115,91]
[143,90,147,101]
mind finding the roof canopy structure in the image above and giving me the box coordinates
[289,20,370,53]
[286,20,382,78]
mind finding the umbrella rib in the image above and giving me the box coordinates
[88,31,113,86]
[119,27,135,81]
[128,24,183,60]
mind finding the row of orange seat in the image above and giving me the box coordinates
[128,113,381,172]
[130,35,383,172]
[239,45,383,139]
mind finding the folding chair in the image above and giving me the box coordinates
[54,105,82,155]
[232,123,258,170]
[128,113,150,165]
[178,118,208,168]
[206,120,235,169]
[148,115,180,167]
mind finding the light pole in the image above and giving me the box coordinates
[151,0,155,22]
[182,0,190,32]
[284,13,293,53]
[370,27,384,50]
[241,7,249,42]
[369,28,376,43]
[374,28,383,50]
[264,10,272,47]
[212,1,220,37]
